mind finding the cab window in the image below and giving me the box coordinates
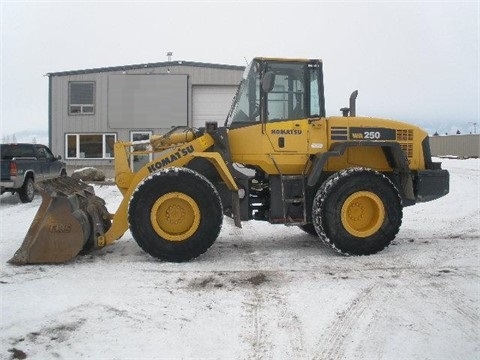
[226,59,324,127]
[265,63,306,121]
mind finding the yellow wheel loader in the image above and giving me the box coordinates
[9,57,449,264]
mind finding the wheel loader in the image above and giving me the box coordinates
[9,57,449,265]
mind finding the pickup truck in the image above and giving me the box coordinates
[0,143,67,203]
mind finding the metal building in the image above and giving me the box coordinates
[47,60,244,173]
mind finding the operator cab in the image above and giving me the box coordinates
[225,58,326,128]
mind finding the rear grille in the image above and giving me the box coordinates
[397,129,413,141]
[400,143,414,158]
[397,129,414,158]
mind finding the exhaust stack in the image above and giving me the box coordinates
[340,90,359,117]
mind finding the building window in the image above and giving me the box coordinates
[66,133,116,159]
[69,82,95,115]
[130,131,152,172]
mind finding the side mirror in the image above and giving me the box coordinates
[56,155,62,160]
[261,71,275,92]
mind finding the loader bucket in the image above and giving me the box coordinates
[8,176,111,265]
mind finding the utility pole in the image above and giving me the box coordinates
[468,122,477,134]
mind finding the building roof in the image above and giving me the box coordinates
[47,60,245,77]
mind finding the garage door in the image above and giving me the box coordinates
[192,86,237,128]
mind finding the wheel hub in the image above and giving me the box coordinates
[150,192,201,242]
[165,204,185,224]
[341,191,385,238]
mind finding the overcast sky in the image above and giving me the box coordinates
[1,1,478,136]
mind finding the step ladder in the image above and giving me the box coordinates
[280,174,307,226]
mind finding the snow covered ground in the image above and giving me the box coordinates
[1,158,478,360]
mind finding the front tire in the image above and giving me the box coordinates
[312,168,402,255]
[128,168,223,262]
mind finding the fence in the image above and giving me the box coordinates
[429,134,480,158]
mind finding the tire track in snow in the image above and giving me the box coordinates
[243,293,268,360]
[408,274,479,341]
[241,273,306,359]
[312,282,383,360]
[4,303,148,359]
[237,224,307,359]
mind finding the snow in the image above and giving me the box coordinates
[1,158,479,360]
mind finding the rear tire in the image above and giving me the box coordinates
[18,177,35,203]
[128,168,223,262]
[312,168,402,255]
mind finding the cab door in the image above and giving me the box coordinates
[264,62,310,153]
[35,145,48,181]
[36,145,61,179]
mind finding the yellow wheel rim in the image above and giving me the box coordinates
[150,192,201,242]
[341,191,385,238]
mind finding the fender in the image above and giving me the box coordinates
[23,169,35,181]
[103,133,241,247]
[103,135,216,246]
[307,141,414,205]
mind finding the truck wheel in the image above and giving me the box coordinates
[128,168,223,262]
[312,168,402,255]
[18,177,35,203]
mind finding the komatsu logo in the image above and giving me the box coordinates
[147,145,194,173]
[271,129,303,135]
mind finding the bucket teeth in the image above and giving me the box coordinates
[34,176,96,197]
[8,177,111,265]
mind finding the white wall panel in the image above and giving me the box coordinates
[192,85,237,128]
